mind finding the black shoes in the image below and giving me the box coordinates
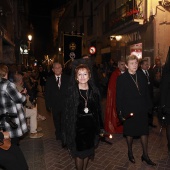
[141,155,156,166]
[127,153,156,166]
[128,152,135,164]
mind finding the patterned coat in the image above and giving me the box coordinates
[0,78,28,138]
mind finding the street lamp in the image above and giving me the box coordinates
[110,35,122,41]
[27,34,32,50]
[27,34,33,66]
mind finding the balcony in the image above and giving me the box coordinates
[102,0,145,35]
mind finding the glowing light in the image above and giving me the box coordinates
[109,134,113,139]
[115,35,122,41]
[28,34,32,41]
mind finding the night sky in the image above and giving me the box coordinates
[28,0,67,60]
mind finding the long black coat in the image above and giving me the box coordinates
[63,83,103,151]
[116,70,152,136]
[45,74,69,113]
[160,74,170,124]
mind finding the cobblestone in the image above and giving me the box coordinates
[18,91,170,170]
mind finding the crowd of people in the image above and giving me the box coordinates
[0,63,47,169]
[0,52,170,170]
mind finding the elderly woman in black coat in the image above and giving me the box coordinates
[116,55,156,166]
[63,64,103,170]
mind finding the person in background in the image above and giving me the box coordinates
[13,73,43,139]
[38,66,47,93]
[0,64,28,170]
[152,57,163,111]
[63,64,103,170]
[107,58,117,78]
[139,59,157,128]
[105,60,126,134]
[23,71,46,121]
[45,62,68,141]
[116,55,156,166]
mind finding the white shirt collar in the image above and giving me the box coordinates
[55,75,61,78]
[142,69,147,72]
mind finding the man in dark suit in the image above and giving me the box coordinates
[45,62,69,140]
[139,59,157,128]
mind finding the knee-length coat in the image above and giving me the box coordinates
[116,70,152,136]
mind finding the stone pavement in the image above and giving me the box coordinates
[19,92,170,170]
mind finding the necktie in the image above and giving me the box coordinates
[145,71,150,84]
[56,77,60,88]
[145,70,149,77]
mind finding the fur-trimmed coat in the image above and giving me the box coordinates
[63,82,103,150]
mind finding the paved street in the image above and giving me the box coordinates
[19,91,170,170]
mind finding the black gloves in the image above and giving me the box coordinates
[117,111,126,123]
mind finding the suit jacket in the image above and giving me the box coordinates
[45,74,69,113]
[139,69,154,99]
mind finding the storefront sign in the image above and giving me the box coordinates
[124,31,141,43]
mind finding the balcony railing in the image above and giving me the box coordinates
[102,0,145,34]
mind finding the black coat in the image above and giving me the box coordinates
[45,74,69,113]
[116,70,152,136]
[160,74,170,124]
[63,83,103,150]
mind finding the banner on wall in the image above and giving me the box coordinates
[63,34,82,63]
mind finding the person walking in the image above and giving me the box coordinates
[139,59,157,128]
[45,62,69,141]
[116,55,156,166]
[63,64,103,170]
[105,60,126,134]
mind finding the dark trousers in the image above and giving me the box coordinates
[0,138,28,170]
[52,110,62,140]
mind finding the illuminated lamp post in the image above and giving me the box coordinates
[28,34,32,50]
[27,34,32,66]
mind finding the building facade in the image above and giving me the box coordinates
[54,0,170,65]
[0,0,29,64]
